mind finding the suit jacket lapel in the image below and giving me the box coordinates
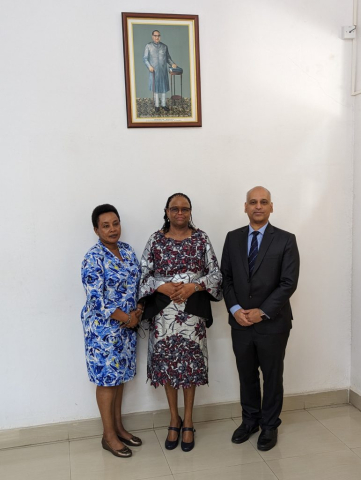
[251,223,274,277]
[238,227,249,277]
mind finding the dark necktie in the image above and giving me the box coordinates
[248,231,260,275]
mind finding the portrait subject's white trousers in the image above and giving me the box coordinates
[154,93,166,107]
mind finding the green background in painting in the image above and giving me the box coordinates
[132,24,191,99]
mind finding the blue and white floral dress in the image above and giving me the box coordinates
[81,240,141,386]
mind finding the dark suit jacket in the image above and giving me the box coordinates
[221,223,300,334]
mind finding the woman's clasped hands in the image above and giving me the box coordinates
[121,304,144,329]
[158,282,195,304]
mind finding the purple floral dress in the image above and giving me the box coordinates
[139,229,222,389]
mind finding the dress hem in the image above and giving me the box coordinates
[88,372,136,387]
[147,376,208,390]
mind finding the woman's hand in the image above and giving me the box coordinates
[121,310,140,329]
[157,282,183,298]
[135,303,144,320]
[170,283,198,304]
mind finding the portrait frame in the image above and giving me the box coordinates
[122,12,202,128]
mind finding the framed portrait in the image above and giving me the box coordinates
[122,12,202,128]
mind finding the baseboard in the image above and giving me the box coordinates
[0,388,349,450]
[350,389,361,411]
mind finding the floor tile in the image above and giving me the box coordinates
[307,405,361,448]
[155,419,262,475]
[0,442,70,480]
[174,461,277,480]
[69,430,171,480]
[247,410,348,460]
[146,477,174,480]
[267,448,361,480]
[352,447,361,458]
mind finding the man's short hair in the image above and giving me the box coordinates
[246,186,272,201]
[152,30,160,36]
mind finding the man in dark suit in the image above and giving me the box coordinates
[221,186,299,451]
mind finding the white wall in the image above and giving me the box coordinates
[351,4,361,396]
[0,0,355,429]
[352,94,361,396]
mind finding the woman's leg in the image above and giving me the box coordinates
[165,382,181,441]
[96,385,126,450]
[182,385,196,442]
[113,384,132,440]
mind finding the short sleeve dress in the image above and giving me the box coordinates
[81,240,141,387]
[139,229,222,389]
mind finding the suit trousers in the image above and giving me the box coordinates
[231,326,289,430]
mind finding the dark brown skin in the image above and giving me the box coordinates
[156,195,203,443]
[157,195,205,303]
[94,212,143,328]
[92,211,143,452]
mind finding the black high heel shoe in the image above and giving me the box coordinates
[165,417,183,450]
[181,427,196,452]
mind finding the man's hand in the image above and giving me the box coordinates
[172,64,177,68]
[234,309,253,327]
[149,66,155,72]
[243,308,263,323]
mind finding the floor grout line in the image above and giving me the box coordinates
[3,412,361,480]
[153,427,174,477]
[306,407,361,449]
[68,440,72,480]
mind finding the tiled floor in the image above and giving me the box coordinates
[1,405,361,480]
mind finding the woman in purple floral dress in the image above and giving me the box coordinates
[139,193,222,452]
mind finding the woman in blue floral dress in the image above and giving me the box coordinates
[139,193,222,452]
[81,204,142,458]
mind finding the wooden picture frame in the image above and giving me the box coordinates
[122,12,202,128]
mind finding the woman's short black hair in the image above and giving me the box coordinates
[91,204,120,228]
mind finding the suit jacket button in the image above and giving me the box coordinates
[249,295,252,298]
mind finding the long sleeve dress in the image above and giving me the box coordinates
[81,240,141,387]
[138,229,222,389]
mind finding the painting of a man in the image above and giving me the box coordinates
[143,30,177,113]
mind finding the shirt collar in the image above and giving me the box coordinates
[248,222,269,237]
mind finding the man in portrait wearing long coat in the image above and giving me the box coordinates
[143,30,177,113]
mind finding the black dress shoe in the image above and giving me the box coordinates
[181,427,196,452]
[155,107,160,113]
[231,423,259,444]
[162,106,170,111]
[165,417,183,450]
[257,429,278,451]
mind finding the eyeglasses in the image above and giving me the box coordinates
[152,34,161,37]
[168,207,191,214]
